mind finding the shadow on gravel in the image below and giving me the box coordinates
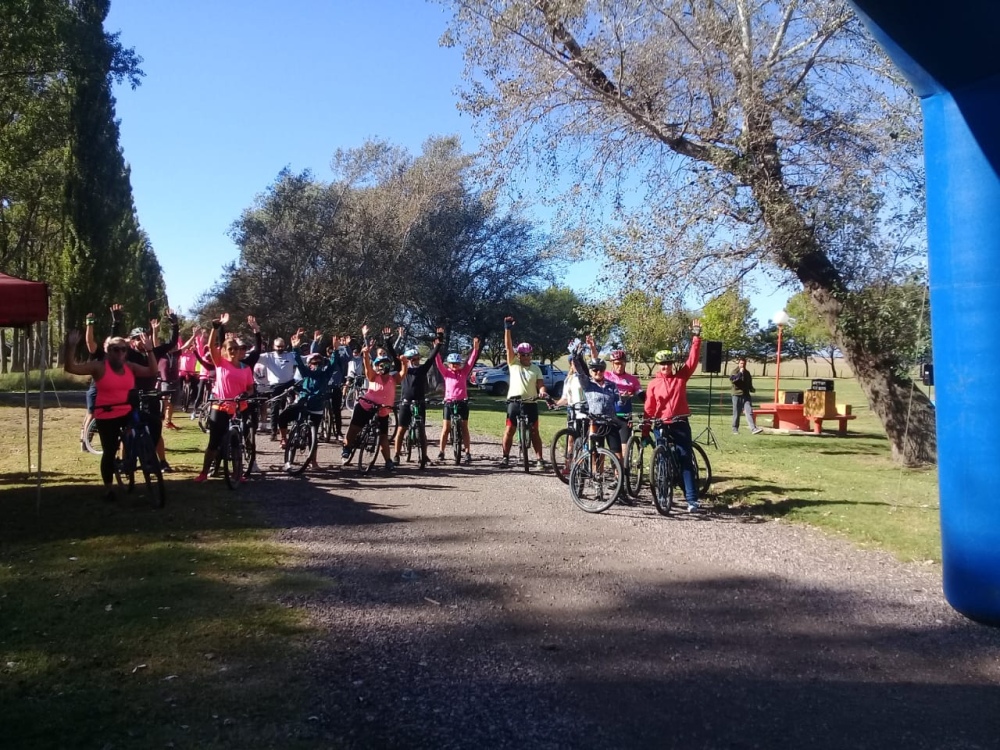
[267,541,1000,750]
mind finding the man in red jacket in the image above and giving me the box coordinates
[643,318,703,512]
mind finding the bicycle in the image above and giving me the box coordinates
[344,377,366,412]
[627,419,712,503]
[95,390,166,508]
[346,398,394,474]
[646,419,713,516]
[212,396,261,489]
[401,400,429,469]
[84,418,102,455]
[506,396,548,472]
[567,414,624,513]
[442,399,467,465]
[550,406,589,484]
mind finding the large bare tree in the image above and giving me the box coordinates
[440,0,934,464]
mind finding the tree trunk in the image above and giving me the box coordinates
[828,356,837,379]
[760,359,768,377]
[802,356,810,378]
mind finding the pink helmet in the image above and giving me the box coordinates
[515,342,533,355]
[609,349,627,362]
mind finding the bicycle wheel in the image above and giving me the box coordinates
[136,432,165,508]
[345,386,358,412]
[650,446,675,517]
[451,415,462,465]
[361,424,380,474]
[405,423,415,463]
[223,426,243,490]
[122,431,137,493]
[550,428,578,484]
[284,422,315,475]
[519,418,530,472]
[84,419,102,455]
[569,447,622,514]
[417,419,427,470]
[690,441,712,498]
[243,424,257,479]
[624,435,647,499]
[197,402,211,434]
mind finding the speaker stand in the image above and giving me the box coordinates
[695,371,720,450]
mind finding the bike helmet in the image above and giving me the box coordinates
[445,352,464,365]
[403,347,420,358]
[515,342,533,355]
[609,349,627,362]
[654,349,677,365]
[129,327,146,339]
[587,358,607,371]
[372,355,392,373]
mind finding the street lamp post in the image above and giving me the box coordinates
[773,310,790,405]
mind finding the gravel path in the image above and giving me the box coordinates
[248,432,1000,749]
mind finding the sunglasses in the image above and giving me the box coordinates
[108,346,127,353]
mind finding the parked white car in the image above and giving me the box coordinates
[477,361,567,398]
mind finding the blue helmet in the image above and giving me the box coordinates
[372,355,391,372]
[403,347,420,358]
[445,353,463,365]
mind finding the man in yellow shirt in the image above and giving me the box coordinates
[500,315,550,467]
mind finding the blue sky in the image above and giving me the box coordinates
[107,0,789,325]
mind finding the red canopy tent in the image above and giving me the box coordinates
[0,272,49,326]
[0,273,50,500]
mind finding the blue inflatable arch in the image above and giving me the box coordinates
[849,0,1000,624]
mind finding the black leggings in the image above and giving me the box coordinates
[327,388,343,435]
[95,415,131,485]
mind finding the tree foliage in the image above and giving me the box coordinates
[699,288,755,369]
[201,137,562,345]
[440,0,935,464]
[0,0,161,366]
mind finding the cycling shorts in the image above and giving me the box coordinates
[506,399,538,427]
[443,400,469,422]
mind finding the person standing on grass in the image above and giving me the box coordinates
[730,357,763,435]
[435,335,481,464]
[64,328,158,501]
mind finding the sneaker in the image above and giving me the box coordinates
[732,429,739,435]
[464,452,472,465]
[393,452,401,464]
[193,472,208,483]
[166,422,180,430]
[499,456,510,468]
[282,462,293,472]
[686,503,704,514]
[160,461,173,473]
[751,427,763,435]
[535,457,547,470]
[385,459,396,472]
[270,431,278,442]
[437,451,445,462]
[189,412,196,421]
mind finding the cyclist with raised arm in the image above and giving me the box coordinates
[258,334,298,440]
[278,330,337,471]
[574,334,625,463]
[126,309,180,472]
[642,319,703,513]
[193,314,255,483]
[64,328,158,501]
[435,335,480,464]
[605,348,643,447]
[499,316,550,468]
[312,332,348,442]
[341,326,408,471]
[392,327,443,468]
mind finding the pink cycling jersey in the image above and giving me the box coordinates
[212,358,254,414]
[435,347,480,402]
[178,350,196,375]
[362,372,396,409]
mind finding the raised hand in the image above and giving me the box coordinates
[397,326,405,339]
[382,326,392,338]
[504,316,515,329]
[150,318,160,332]
[586,334,597,355]
[110,303,123,323]
[166,308,178,324]
[137,331,153,351]
[691,318,702,337]
[219,312,230,326]
[291,333,302,348]
[472,337,480,350]
[313,329,323,342]
[247,315,259,333]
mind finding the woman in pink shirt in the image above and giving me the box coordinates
[193,314,254,483]
[341,342,408,470]
[435,337,480,464]
[64,329,158,500]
